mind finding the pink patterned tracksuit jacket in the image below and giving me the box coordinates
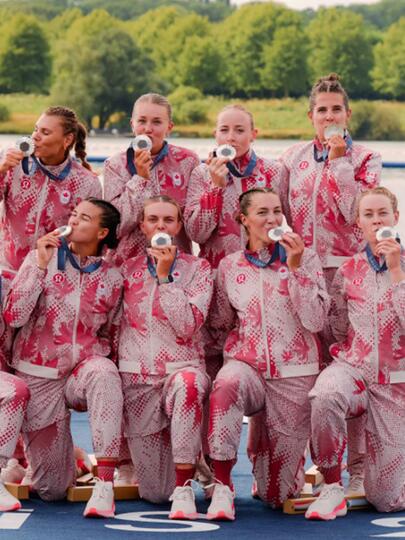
[118,252,213,502]
[103,144,200,266]
[2,249,123,500]
[208,246,330,506]
[0,157,101,364]
[281,140,381,271]
[184,151,288,269]
[309,252,405,512]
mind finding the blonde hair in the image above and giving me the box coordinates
[132,93,172,122]
[217,104,255,129]
[357,187,398,215]
[142,195,183,222]
[309,73,349,113]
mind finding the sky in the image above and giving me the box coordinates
[233,0,380,9]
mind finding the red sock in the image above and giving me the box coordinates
[97,460,115,483]
[212,459,233,487]
[175,467,196,487]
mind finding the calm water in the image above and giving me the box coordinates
[2,134,405,234]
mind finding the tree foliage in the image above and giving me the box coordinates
[0,13,51,93]
[306,8,374,97]
[260,25,308,97]
[372,17,405,99]
[51,9,156,128]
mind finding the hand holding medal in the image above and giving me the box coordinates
[324,124,347,161]
[132,135,153,180]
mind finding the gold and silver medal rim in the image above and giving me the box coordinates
[151,232,172,248]
[15,136,35,157]
[55,225,72,238]
[131,135,153,152]
[268,225,292,242]
[216,144,236,161]
[324,125,345,140]
[376,227,399,242]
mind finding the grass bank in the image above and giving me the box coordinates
[1,93,405,140]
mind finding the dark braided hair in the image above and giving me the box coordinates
[44,106,92,171]
[85,198,121,252]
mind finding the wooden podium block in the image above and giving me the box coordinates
[67,484,139,502]
[5,483,29,500]
[304,465,324,486]
[283,494,369,514]
[88,454,98,477]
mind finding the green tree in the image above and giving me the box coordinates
[306,8,374,97]
[51,9,156,128]
[372,17,405,99]
[175,35,225,94]
[260,25,308,97]
[0,13,51,93]
[216,4,303,97]
[128,9,213,90]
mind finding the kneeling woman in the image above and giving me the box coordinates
[118,195,213,518]
[306,187,405,520]
[3,198,124,518]
[207,188,330,520]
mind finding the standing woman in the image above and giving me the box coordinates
[185,104,287,270]
[281,74,382,491]
[306,187,405,520]
[0,106,101,360]
[3,198,123,519]
[103,93,200,267]
[118,195,213,518]
[206,188,329,520]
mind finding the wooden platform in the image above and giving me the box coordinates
[67,483,139,502]
[5,482,29,500]
[283,494,369,514]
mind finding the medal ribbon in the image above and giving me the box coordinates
[22,156,72,181]
[57,237,102,273]
[146,250,178,279]
[313,132,353,163]
[126,141,169,176]
[244,243,286,268]
[214,150,257,178]
[365,243,387,273]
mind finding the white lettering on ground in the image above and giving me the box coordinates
[0,509,33,530]
[371,517,405,537]
[105,511,220,533]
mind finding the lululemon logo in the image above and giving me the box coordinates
[60,190,71,204]
[53,273,65,284]
[21,179,31,190]
[172,173,182,187]
[299,161,309,170]
[236,274,246,284]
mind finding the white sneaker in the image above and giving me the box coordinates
[345,474,365,496]
[206,483,235,521]
[20,466,33,487]
[0,481,22,512]
[305,482,347,520]
[114,463,137,486]
[0,459,26,484]
[83,479,115,518]
[169,485,198,520]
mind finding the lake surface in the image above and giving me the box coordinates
[2,134,404,234]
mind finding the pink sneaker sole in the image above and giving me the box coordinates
[306,500,347,521]
[169,511,198,520]
[83,505,115,519]
[206,510,235,521]
[0,501,22,512]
